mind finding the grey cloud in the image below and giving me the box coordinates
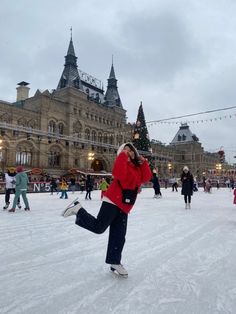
[113,11,204,82]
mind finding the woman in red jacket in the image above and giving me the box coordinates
[233,188,236,205]
[62,142,152,277]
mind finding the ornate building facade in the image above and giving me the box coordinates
[0,36,231,179]
[0,36,132,176]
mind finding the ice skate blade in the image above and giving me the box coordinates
[65,197,79,210]
[110,267,128,278]
[61,198,81,217]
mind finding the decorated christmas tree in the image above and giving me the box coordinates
[132,102,151,153]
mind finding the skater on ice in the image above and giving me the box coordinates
[62,142,152,277]
[181,166,194,209]
[3,168,21,210]
[151,169,162,198]
[8,166,30,212]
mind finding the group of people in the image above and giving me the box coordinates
[3,166,30,212]
[151,166,194,209]
[2,142,236,278]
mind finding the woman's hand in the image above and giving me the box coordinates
[138,156,146,164]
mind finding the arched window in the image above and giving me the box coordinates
[48,120,56,133]
[16,145,32,166]
[109,135,114,145]
[0,113,11,123]
[17,118,27,127]
[85,129,90,140]
[103,134,108,143]
[73,121,82,138]
[28,119,37,129]
[58,123,64,135]
[98,132,102,143]
[91,130,97,142]
[48,148,61,167]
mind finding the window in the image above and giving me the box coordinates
[58,123,64,135]
[48,151,60,167]
[16,151,32,166]
[48,120,56,133]
[109,135,114,145]
[85,129,90,140]
[98,132,102,143]
[91,131,97,142]
[103,134,108,143]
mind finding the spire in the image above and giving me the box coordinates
[57,31,82,90]
[109,63,116,79]
[104,60,122,108]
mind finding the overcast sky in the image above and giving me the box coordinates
[1,0,236,164]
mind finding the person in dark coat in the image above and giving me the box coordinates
[62,142,152,277]
[50,177,58,195]
[152,170,162,198]
[85,175,93,200]
[181,166,194,209]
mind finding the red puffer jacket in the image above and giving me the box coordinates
[105,151,152,213]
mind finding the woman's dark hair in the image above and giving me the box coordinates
[124,143,140,166]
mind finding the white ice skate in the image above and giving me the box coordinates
[62,198,82,217]
[110,264,128,278]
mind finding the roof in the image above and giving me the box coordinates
[170,123,199,144]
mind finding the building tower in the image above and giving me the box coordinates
[104,61,122,108]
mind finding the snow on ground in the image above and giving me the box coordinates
[1,187,236,314]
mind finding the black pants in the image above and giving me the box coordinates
[184,194,191,204]
[85,190,92,200]
[154,187,162,196]
[75,201,128,264]
[50,186,57,194]
[172,183,178,192]
[5,188,20,204]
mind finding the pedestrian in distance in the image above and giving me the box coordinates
[3,168,21,210]
[61,142,152,277]
[50,177,58,195]
[85,175,93,200]
[8,166,30,212]
[60,178,69,199]
[171,176,178,192]
[151,170,162,198]
[70,177,76,194]
[181,166,194,209]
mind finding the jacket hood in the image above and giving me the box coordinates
[117,142,139,157]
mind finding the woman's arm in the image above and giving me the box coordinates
[112,152,129,181]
